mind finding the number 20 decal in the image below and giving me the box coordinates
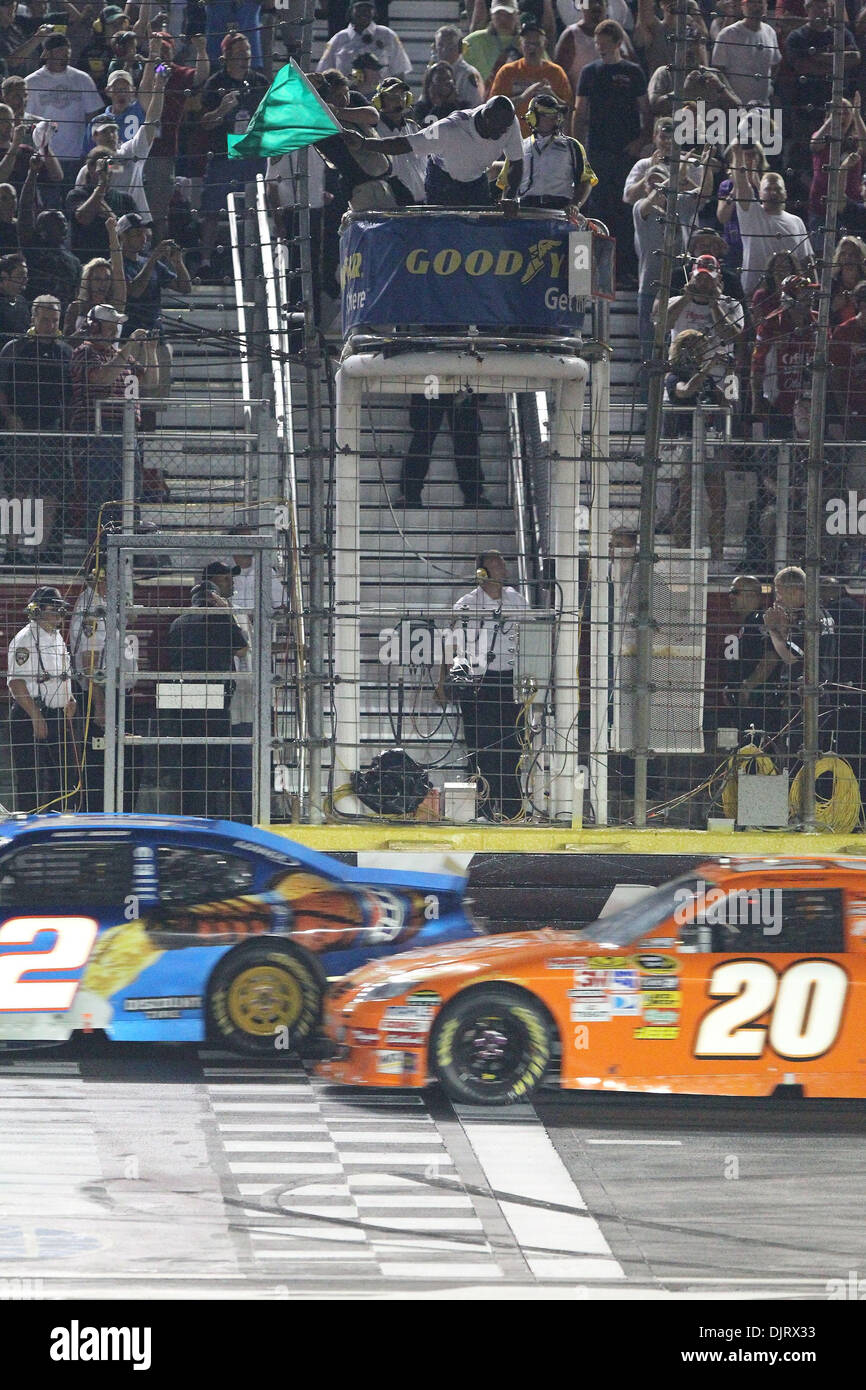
[0,917,99,1012]
[695,959,849,1061]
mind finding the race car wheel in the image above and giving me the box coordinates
[206,942,325,1055]
[430,986,552,1106]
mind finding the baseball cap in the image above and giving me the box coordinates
[91,115,119,132]
[101,5,125,21]
[42,32,70,49]
[693,254,720,275]
[105,69,134,88]
[519,12,543,30]
[353,51,384,69]
[115,213,147,235]
[491,0,519,11]
[202,560,241,579]
[87,303,127,323]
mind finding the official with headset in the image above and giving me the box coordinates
[516,92,597,210]
[7,586,78,812]
[371,77,426,204]
[436,550,529,821]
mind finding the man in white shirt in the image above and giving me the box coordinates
[711,0,779,109]
[85,62,168,221]
[432,26,483,107]
[24,33,102,181]
[317,0,411,82]
[373,76,426,204]
[361,95,524,208]
[8,585,77,811]
[436,549,529,821]
[663,254,744,383]
[733,167,813,296]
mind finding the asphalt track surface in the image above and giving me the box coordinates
[1,1036,865,1301]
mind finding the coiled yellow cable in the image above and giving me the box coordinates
[790,755,863,833]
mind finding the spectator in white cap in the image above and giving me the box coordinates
[317,0,411,80]
[79,60,168,223]
[97,68,146,144]
[463,0,522,88]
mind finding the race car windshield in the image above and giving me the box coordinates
[584,875,705,947]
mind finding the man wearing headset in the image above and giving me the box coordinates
[435,550,528,821]
[517,91,596,210]
[7,585,77,812]
[371,76,426,204]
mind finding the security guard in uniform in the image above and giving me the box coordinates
[7,586,78,812]
[436,550,529,821]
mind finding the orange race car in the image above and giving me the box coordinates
[316,857,866,1105]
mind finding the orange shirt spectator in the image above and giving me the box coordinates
[487,16,572,134]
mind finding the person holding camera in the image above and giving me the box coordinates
[435,550,528,822]
[118,211,190,421]
[66,143,136,258]
[85,57,169,223]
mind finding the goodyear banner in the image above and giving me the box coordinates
[340,215,581,333]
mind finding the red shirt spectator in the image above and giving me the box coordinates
[830,284,866,431]
[751,278,818,422]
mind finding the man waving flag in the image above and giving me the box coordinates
[227,60,341,159]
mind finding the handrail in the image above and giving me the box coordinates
[225,191,253,436]
[253,171,307,801]
[506,391,529,599]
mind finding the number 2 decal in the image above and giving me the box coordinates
[695,959,849,1061]
[0,917,99,1012]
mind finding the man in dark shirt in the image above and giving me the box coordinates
[198,33,267,278]
[575,17,649,286]
[0,249,28,345]
[17,152,81,312]
[66,146,136,260]
[164,579,249,816]
[723,573,780,733]
[145,29,210,241]
[0,292,70,559]
[119,211,191,423]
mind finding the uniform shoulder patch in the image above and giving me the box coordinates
[14,647,29,665]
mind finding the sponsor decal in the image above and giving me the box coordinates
[638,937,677,948]
[406,989,441,1005]
[611,970,639,991]
[586,955,634,968]
[642,990,682,1008]
[574,968,610,989]
[636,954,678,972]
[633,1026,680,1040]
[639,974,679,991]
[546,958,578,969]
[643,1009,680,1025]
[382,1006,435,1033]
[376,1049,407,1074]
[381,1031,427,1046]
[123,996,202,1012]
[610,994,640,1015]
[570,992,611,1022]
[350,1028,379,1045]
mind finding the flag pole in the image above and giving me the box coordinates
[293,9,327,823]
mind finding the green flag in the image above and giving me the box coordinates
[227,60,340,160]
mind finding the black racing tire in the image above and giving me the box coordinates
[430,985,552,1106]
[206,941,326,1056]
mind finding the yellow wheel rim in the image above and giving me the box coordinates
[226,965,303,1036]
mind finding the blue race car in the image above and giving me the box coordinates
[0,814,473,1054]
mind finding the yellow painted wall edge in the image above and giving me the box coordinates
[259,825,866,856]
